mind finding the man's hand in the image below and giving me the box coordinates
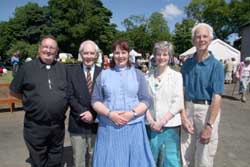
[80,111,93,123]
[200,126,212,144]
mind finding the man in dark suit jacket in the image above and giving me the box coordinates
[67,40,102,167]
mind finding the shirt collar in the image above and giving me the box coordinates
[83,64,95,72]
[37,58,56,69]
[114,65,128,72]
[193,51,214,66]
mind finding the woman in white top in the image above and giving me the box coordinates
[146,41,184,167]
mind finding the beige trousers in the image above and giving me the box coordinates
[70,133,96,167]
[181,102,220,167]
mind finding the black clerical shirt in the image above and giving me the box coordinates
[10,58,68,125]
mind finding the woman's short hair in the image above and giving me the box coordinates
[191,23,214,40]
[153,41,174,57]
[110,39,132,68]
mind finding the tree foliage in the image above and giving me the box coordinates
[185,0,250,41]
[173,19,195,55]
[0,0,116,61]
[120,12,171,55]
[47,0,116,56]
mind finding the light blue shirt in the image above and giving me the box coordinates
[92,66,151,125]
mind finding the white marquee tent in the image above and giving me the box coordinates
[180,39,241,64]
[129,49,142,57]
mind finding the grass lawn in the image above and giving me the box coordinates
[0,71,13,83]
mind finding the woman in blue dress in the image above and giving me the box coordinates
[91,39,155,167]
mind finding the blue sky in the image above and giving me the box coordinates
[0,0,189,32]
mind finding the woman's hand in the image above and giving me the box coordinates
[150,120,165,132]
[118,112,134,123]
[109,111,128,125]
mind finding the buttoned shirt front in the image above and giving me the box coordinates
[10,58,68,124]
[181,52,224,101]
[92,66,151,125]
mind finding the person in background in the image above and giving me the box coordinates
[141,64,149,74]
[231,57,238,83]
[67,40,102,167]
[103,55,110,69]
[11,50,20,77]
[146,41,184,167]
[91,39,155,167]
[236,57,250,102]
[180,23,224,167]
[10,35,68,167]
[224,58,233,84]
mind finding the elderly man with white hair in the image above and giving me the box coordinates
[180,23,224,167]
[67,40,102,167]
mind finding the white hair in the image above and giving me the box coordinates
[192,23,214,40]
[78,40,100,61]
[79,40,99,53]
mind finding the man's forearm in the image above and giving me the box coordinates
[208,94,222,124]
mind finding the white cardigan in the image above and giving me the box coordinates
[146,67,184,127]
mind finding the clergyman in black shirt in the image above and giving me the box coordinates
[10,35,68,167]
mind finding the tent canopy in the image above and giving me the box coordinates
[180,39,241,64]
[129,49,142,57]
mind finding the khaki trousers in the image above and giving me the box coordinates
[70,133,96,167]
[181,102,220,167]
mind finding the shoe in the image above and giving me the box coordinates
[241,94,247,102]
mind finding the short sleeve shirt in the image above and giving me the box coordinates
[10,58,68,123]
[181,52,224,101]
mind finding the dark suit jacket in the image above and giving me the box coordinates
[67,64,102,134]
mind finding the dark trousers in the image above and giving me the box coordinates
[23,120,65,167]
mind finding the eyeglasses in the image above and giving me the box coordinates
[41,45,57,51]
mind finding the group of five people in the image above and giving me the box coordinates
[10,22,224,167]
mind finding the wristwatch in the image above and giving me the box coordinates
[206,122,214,129]
[132,109,138,117]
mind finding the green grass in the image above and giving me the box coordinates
[0,71,13,83]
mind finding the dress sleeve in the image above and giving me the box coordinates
[135,69,152,108]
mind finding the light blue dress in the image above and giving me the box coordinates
[92,66,155,167]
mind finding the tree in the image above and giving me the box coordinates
[228,0,250,33]
[121,15,151,54]
[10,2,50,43]
[48,0,117,56]
[0,3,48,60]
[185,0,250,41]
[147,12,171,44]
[6,41,38,61]
[120,13,171,55]
[173,19,195,55]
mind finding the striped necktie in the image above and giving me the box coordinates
[86,68,92,94]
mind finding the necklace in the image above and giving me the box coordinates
[154,72,162,90]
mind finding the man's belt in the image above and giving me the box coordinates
[188,99,211,105]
